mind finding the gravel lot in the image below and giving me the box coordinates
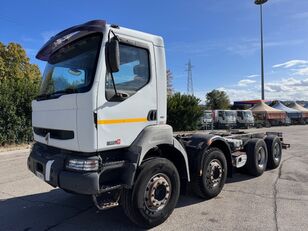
[0,126,307,231]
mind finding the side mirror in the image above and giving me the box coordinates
[107,38,120,73]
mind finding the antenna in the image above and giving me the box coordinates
[186,60,194,96]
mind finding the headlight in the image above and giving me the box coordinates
[66,159,99,171]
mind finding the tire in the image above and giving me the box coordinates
[63,189,79,195]
[192,148,227,199]
[265,120,271,128]
[244,139,268,176]
[121,158,180,229]
[265,136,282,169]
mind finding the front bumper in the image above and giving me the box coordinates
[237,122,254,127]
[27,143,136,195]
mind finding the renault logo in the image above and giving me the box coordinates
[45,132,50,145]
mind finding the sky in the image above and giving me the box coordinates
[1,0,308,103]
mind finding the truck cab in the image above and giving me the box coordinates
[213,110,237,129]
[201,110,213,130]
[32,21,167,153]
[236,110,255,129]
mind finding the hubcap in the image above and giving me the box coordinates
[273,143,281,161]
[206,159,223,188]
[144,173,171,212]
[257,147,266,168]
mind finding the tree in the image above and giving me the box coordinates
[205,89,230,110]
[167,93,203,131]
[166,69,173,96]
[0,42,41,145]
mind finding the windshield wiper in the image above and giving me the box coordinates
[50,88,76,96]
[36,88,76,100]
[36,93,50,100]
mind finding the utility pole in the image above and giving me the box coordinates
[186,60,194,96]
[255,0,268,100]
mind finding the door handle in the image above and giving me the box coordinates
[147,110,157,121]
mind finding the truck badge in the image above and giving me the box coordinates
[107,139,121,146]
[45,132,50,145]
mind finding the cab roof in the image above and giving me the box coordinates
[36,20,164,61]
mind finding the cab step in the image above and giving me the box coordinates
[92,185,122,210]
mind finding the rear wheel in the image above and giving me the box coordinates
[192,148,227,199]
[244,139,268,176]
[121,158,180,229]
[265,136,282,169]
[265,120,271,128]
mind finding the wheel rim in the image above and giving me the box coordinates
[273,143,281,161]
[144,173,171,212]
[257,147,266,168]
[205,159,223,188]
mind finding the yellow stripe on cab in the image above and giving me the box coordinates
[97,118,148,125]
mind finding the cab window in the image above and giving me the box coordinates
[106,43,150,100]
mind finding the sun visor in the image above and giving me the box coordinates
[36,20,106,61]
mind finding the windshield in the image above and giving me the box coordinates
[204,112,212,119]
[224,111,236,118]
[243,111,253,118]
[38,33,102,99]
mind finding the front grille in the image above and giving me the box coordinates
[33,127,74,140]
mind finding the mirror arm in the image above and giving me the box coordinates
[109,72,118,97]
[106,29,120,97]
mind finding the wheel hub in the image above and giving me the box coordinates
[273,143,281,161]
[257,147,266,168]
[144,173,171,212]
[206,159,223,188]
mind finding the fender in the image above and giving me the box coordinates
[180,133,233,178]
[128,124,190,181]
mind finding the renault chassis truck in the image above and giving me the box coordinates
[27,20,289,228]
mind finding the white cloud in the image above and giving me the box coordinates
[273,60,308,68]
[272,60,308,77]
[294,67,308,76]
[216,77,308,102]
[246,74,259,79]
[238,79,256,86]
[217,87,260,102]
[210,57,308,102]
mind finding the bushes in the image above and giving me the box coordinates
[167,93,203,131]
[0,42,41,145]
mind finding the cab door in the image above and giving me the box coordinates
[97,35,157,151]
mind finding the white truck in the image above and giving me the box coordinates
[236,110,255,129]
[201,110,213,130]
[27,20,289,228]
[212,110,237,129]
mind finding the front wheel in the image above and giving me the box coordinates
[192,148,227,199]
[121,158,180,229]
